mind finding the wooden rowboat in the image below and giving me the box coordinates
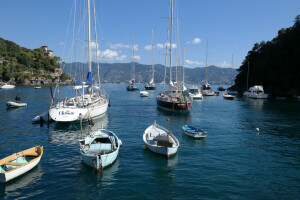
[0,146,43,183]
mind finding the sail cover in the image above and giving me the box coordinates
[74,72,93,86]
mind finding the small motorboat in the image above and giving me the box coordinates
[6,101,27,107]
[1,83,15,89]
[32,110,52,124]
[79,129,122,170]
[34,86,42,89]
[140,91,149,97]
[182,125,207,138]
[223,94,235,100]
[0,146,43,183]
[143,121,179,158]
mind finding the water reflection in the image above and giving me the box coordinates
[181,133,207,147]
[0,165,44,199]
[245,98,267,110]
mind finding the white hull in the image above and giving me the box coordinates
[183,131,207,138]
[143,122,179,158]
[6,101,27,107]
[190,93,203,100]
[1,84,15,89]
[243,85,268,99]
[49,101,108,122]
[140,91,149,97]
[202,90,215,96]
[2,157,41,183]
[244,93,268,99]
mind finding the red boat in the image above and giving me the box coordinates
[223,94,235,100]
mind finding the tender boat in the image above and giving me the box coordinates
[243,85,268,99]
[34,86,42,89]
[32,110,52,124]
[0,146,43,183]
[182,125,207,138]
[217,86,226,91]
[79,129,122,170]
[143,121,179,158]
[140,91,149,97]
[223,94,235,100]
[6,101,27,107]
[1,83,15,89]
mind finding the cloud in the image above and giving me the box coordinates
[192,38,201,44]
[185,59,204,67]
[116,55,127,61]
[109,43,138,51]
[215,61,231,68]
[144,45,152,50]
[57,42,64,46]
[99,49,118,61]
[156,43,164,49]
[131,55,141,61]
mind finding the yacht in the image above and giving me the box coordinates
[243,85,268,99]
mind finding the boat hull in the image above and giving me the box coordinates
[182,125,207,139]
[144,85,156,90]
[157,98,189,111]
[6,101,27,107]
[0,146,43,183]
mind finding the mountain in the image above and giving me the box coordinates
[233,15,300,95]
[62,62,237,85]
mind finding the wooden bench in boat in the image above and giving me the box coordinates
[4,162,27,166]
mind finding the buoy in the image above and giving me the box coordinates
[256,128,259,132]
[167,118,170,121]
[143,145,147,150]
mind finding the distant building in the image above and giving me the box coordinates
[42,45,53,57]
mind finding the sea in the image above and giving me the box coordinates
[0,84,299,200]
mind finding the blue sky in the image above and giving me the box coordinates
[0,0,299,69]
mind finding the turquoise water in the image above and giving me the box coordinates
[0,84,299,199]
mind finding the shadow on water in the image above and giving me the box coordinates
[0,165,44,199]
[181,133,208,147]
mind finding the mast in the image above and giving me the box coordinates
[169,0,173,84]
[163,0,171,91]
[247,61,249,90]
[92,0,101,90]
[132,35,135,83]
[183,45,186,89]
[175,2,179,86]
[205,38,208,83]
[231,54,234,85]
[87,0,92,73]
[151,29,154,83]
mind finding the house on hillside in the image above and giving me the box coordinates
[41,45,53,57]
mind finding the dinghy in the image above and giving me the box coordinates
[34,86,42,89]
[6,101,27,107]
[32,110,52,124]
[143,121,179,158]
[223,94,235,100]
[182,125,207,138]
[140,91,149,97]
[0,146,43,183]
[79,129,122,170]
[1,83,15,89]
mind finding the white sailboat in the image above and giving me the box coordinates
[1,83,15,89]
[49,0,109,122]
[201,39,215,96]
[145,30,156,90]
[126,37,139,91]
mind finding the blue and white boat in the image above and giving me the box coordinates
[79,129,122,170]
[182,125,207,138]
[143,121,179,158]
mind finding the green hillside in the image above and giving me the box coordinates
[0,38,71,84]
[233,16,300,95]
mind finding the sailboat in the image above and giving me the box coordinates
[201,39,215,96]
[49,0,109,123]
[227,54,238,95]
[156,0,189,111]
[126,37,139,91]
[145,30,156,90]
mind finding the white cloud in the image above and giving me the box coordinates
[131,55,141,61]
[57,42,64,46]
[185,59,204,67]
[99,49,118,61]
[144,45,152,50]
[116,55,127,61]
[192,38,201,44]
[215,61,231,68]
[109,43,131,50]
[156,43,164,49]
[186,41,191,45]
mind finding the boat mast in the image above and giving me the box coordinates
[175,2,179,87]
[169,0,173,85]
[247,61,249,90]
[92,0,101,90]
[87,0,92,73]
[183,45,186,90]
[205,38,208,83]
[163,0,171,91]
[231,54,234,85]
[132,35,135,83]
[152,29,154,83]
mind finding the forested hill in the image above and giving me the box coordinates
[0,38,71,84]
[233,15,300,96]
[62,62,237,85]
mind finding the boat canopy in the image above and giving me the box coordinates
[75,72,94,87]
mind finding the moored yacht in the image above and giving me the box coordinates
[189,85,203,100]
[201,82,215,96]
[243,85,268,99]
[145,30,156,90]
[126,37,139,91]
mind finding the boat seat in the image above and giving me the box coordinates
[4,162,26,166]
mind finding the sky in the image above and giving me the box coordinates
[0,0,299,69]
